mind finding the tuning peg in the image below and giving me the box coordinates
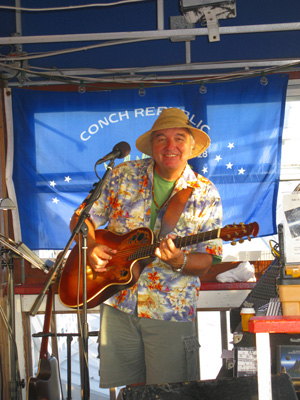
[231,239,237,246]
[247,236,252,241]
[239,239,244,244]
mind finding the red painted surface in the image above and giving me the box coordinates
[248,316,300,334]
[200,282,256,291]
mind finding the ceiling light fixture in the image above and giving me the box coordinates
[180,0,236,42]
[260,72,268,86]
[138,83,146,97]
[199,81,207,94]
[78,80,86,94]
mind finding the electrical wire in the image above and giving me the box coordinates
[0,36,163,63]
[1,57,299,88]
[0,0,150,12]
[1,38,299,90]
[0,305,22,399]
[269,239,280,259]
[0,345,3,400]
[0,250,23,399]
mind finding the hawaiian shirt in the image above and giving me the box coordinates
[87,158,223,322]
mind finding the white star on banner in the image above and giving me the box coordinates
[50,181,56,187]
[52,197,59,204]
[226,162,233,169]
[227,143,235,149]
[202,166,208,174]
[238,168,246,175]
[215,155,222,162]
[64,176,71,182]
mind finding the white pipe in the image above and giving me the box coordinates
[157,0,164,31]
[185,41,191,64]
[15,0,22,35]
[0,22,299,45]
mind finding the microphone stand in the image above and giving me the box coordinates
[29,158,116,400]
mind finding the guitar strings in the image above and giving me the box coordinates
[108,229,220,261]
[107,224,253,261]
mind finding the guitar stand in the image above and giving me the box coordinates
[32,331,99,400]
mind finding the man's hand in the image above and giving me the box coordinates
[87,240,117,273]
[154,234,184,270]
[155,234,214,276]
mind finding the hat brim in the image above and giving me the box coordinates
[136,126,211,159]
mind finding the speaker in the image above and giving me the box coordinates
[119,373,298,400]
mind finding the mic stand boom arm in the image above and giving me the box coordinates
[29,160,115,317]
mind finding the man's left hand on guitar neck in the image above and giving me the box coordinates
[155,234,213,276]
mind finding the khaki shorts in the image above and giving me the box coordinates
[99,304,200,388]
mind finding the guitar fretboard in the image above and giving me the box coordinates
[128,228,220,261]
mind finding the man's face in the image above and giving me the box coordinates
[152,128,193,180]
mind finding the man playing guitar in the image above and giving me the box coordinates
[69,108,223,389]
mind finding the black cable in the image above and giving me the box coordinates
[269,239,280,259]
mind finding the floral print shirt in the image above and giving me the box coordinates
[86,158,222,322]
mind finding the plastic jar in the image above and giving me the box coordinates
[240,307,256,331]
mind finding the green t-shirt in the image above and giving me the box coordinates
[150,171,176,231]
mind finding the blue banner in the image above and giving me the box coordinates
[12,74,288,249]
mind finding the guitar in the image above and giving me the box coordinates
[58,222,259,309]
[27,286,62,400]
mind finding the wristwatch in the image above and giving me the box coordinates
[172,253,187,273]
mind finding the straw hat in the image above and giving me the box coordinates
[136,108,210,159]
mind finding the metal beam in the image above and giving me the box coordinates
[0,22,299,45]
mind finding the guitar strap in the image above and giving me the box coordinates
[158,186,193,239]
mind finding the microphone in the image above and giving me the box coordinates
[95,141,131,165]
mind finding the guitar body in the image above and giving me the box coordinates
[27,357,61,400]
[58,227,154,309]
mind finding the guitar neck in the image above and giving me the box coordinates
[129,228,220,261]
[40,287,54,360]
[127,222,259,262]
[173,228,220,249]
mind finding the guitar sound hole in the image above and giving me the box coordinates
[120,269,128,277]
[137,233,144,241]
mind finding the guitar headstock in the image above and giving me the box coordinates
[220,222,259,245]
